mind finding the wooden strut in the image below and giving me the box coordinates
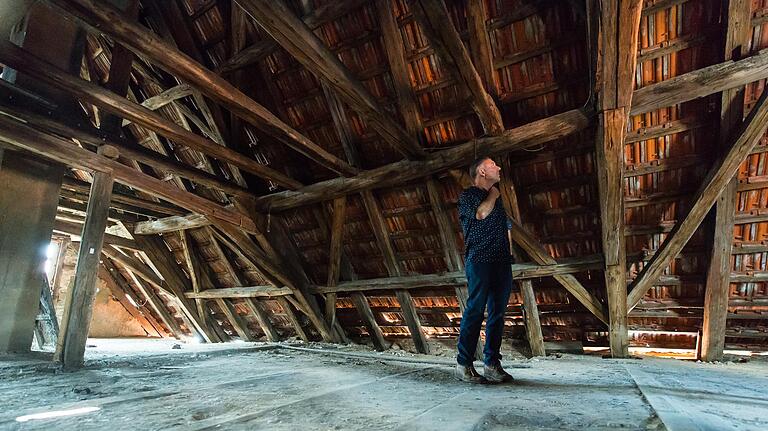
[628,87,768,310]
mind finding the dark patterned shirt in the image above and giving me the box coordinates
[458,186,513,264]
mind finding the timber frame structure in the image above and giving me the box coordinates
[2,0,768,368]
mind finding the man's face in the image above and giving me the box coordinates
[478,158,501,183]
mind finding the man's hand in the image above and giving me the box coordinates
[475,187,501,220]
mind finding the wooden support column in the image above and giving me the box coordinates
[701,0,753,362]
[594,0,642,357]
[350,292,389,351]
[55,168,113,369]
[628,88,768,310]
[326,196,346,332]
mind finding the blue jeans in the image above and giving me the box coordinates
[456,261,513,366]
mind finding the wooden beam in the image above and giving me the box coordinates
[0,112,258,233]
[325,196,346,330]
[54,169,113,369]
[595,0,642,357]
[236,0,426,159]
[48,0,357,177]
[396,290,430,354]
[466,0,497,97]
[276,296,309,342]
[628,88,768,310]
[245,298,280,341]
[350,292,389,351]
[101,257,175,337]
[0,100,253,198]
[499,157,546,357]
[216,0,368,74]
[210,220,335,341]
[410,0,504,135]
[134,214,211,235]
[0,39,302,189]
[510,222,608,324]
[631,49,768,115]
[701,0,753,362]
[132,234,219,343]
[53,218,137,250]
[61,177,184,216]
[257,108,592,210]
[215,298,256,341]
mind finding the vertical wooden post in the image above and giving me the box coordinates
[326,196,346,333]
[396,290,430,354]
[702,0,752,362]
[595,0,642,358]
[55,169,114,369]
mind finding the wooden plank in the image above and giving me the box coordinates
[701,0,753,363]
[236,0,425,159]
[426,178,463,272]
[0,39,300,189]
[256,108,591,210]
[50,0,357,177]
[276,296,309,342]
[628,88,768,310]
[411,0,504,135]
[0,112,257,233]
[245,298,280,342]
[350,292,388,351]
[395,290,430,354]
[55,170,113,369]
[466,0,496,97]
[325,196,346,331]
[134,214,211,235]
[52,219,138,250]
[631,50,768,115]
[61,177,184,216]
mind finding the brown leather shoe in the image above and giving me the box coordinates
[483,363,514,383]
[456,364,488,384]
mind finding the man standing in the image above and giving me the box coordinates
[455,156,515,384]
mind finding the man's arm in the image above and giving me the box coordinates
[475,187,500,220]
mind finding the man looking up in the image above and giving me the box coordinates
[455,156,515,384]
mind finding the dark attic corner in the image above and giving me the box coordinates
[0,0,767,429]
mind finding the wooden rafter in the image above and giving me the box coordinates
[0,39,300,189]
[0,111,257,232]
[235,0,426,159]
[48,0,357,177]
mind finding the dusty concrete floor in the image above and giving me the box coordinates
[0,339,766,430]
